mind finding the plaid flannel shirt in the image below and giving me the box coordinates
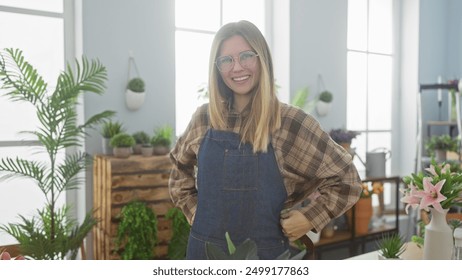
[169,102,362,232]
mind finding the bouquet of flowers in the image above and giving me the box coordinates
[401,161,462,214]
[360,181,384,198]
[329,129,360,144]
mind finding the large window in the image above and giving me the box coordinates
[347,0,395,207]
[175,0,266,135]
[0,1,70,245]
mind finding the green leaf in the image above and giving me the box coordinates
[225,232,236,255]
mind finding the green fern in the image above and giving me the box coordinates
[115,201,158,260]
[0,48,114,259]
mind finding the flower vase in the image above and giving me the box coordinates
[423,208,453,260]
[347,197,372,235]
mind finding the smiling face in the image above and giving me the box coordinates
[217,35,261,110]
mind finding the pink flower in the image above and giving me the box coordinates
[400,183,422,214]
[425,163,450,177]
[0,251,25,260]
[416,177,447,213]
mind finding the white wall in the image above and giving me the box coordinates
[290,0,348,131]
[81,0,175,258]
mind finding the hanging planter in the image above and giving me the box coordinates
[125,54,146,111]
[126,77,145,111]
[315,75,333,117]
[316,100,331,116]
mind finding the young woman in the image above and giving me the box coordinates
[169,20,362,260]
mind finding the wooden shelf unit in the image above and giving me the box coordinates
[92,154,173,259]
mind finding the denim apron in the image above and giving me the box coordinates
[186,129,289,259]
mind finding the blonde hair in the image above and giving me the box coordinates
[208,20,281,153]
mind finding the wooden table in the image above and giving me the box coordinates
[346,242,423,260]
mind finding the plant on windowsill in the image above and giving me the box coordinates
[0,48,114,259]
[114,200,158,260]
[376,233,406,260]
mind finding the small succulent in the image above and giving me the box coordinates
[376,233,406,259]
[127,77,145,93]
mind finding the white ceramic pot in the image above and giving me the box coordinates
[125,89,145,111]
[316,101,331,116]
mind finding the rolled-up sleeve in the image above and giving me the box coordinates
[169,105,208,224]
[273,104,362,233]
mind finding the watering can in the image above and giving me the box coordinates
[356,148,391,178]
[365,148,391,178]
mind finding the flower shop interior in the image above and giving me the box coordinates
[1,0,462,260]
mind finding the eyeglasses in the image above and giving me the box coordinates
[215,50,259,72]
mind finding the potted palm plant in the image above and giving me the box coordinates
[126,77,146,111]
[110,133,136,158]
[0,48,114,259]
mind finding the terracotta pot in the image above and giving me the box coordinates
[346,197,373,235]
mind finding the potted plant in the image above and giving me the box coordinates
[151,125,173,155]
[425,134,458,161]
[376,233,406,260]
[132,131,150,154]
[205,232,306,260]
[0,48,114,259]
[126,77,146,111]
[329,129,360,153]
[101,120,125,155]
[165,207,190,260]
[291,87,317,113]
[316,90,333,116]
[110,133,136,158]
[114,201,158,260]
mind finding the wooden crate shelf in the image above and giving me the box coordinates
[92,154,174,260]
